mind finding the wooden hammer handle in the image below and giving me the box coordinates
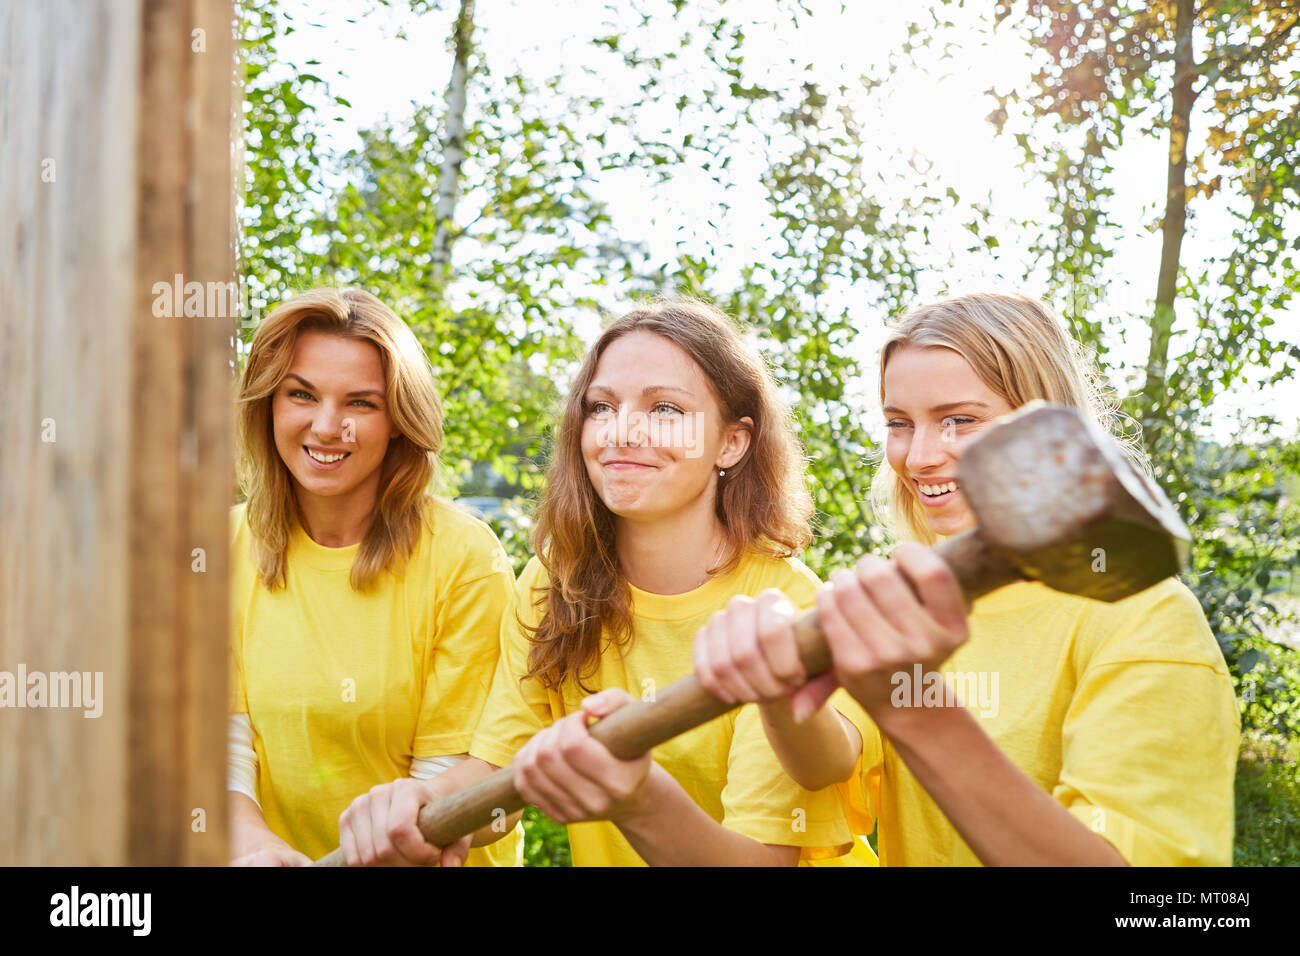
[310,529,1020,867]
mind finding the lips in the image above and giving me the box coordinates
[304,446,351,468]
[914,477,960,506]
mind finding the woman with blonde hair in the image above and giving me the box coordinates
[693,291,1239,865]
[228,287,519,866]
[339,299,861,866]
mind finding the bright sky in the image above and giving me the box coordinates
[270,0,1299,444]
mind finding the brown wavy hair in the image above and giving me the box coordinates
[236,287,444,591]
[525,299,813,692]
[870,291,1147,545]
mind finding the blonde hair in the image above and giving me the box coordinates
[236,287,444,591]
[870,292,1145,544]
[525,299,814,692]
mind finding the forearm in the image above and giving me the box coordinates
[612,764,800,866]
[875,704,1127,866]
[229,792,293,858]
[417,756,523,847]
[759,699,861,791]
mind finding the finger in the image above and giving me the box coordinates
[707,597,764,702]
[834,564,912,661]
[694,613,727,700]
[339,805,360,867]
[516,723,593,823]
[440,833,473,868]
[348,795,376,866]
[551,710,627,818]
[853,555,932,650]
[367,785,403,865]
[754,589,805,689]
[580,687,634,719]
[388,782,442,866]
[729,594,791,700]
[791,670,841,723]
[816,582,876,676]
[893,542,970,643]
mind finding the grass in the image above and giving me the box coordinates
[1234,728,1300,866]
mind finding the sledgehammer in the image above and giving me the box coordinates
[311,401,1189,866]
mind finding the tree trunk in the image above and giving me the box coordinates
[1141,0,1198,435]
[431,0,475,276]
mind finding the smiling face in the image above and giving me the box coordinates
[271,329,400,513]
[579,329,750,525]
[883,345,1017,537]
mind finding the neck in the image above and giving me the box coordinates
[293,471,382,548]
[615,495,726,595]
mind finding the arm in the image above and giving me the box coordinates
[226,712,310,866]
[614,764,800,866]
[512,689,801,866]
[229,792,311,866]
[694,590,861,791]
[338,755,524,866]
[872,701,1126,866]
[814,542,1127,866]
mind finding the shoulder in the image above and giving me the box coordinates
[228,501,253,569]
[229,500,249,542]
[1075,576,1226,673]
[733,551,822,606]
[419,496,513,585]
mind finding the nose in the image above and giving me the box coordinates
[311,400,345,442]
[620,407,647,448]
[905,422,951,475]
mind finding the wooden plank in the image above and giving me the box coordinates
[0,0,233,865]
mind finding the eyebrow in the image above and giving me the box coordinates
[586,384,697,399]
[284,373,385,400]
[882,401,992,415]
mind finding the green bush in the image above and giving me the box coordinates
[522,807,572,867]
[1234,730,1300,866]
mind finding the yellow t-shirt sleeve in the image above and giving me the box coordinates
[721,702,855,853]
[1053,583,1239,866]
[828,688,883,839]
[714,559,854,855]
[413,524,516,759]
[469,563,555,768]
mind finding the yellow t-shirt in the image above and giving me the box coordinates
[831,577,1239,866]
[230,497,522,866]
[470,551,857,866]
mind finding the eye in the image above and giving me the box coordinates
[940,416,976,429]
[651,402,684,416]
[587,400,615,416]
[350,398,378,409]
[288,389,314,401]
[885,419,911,430]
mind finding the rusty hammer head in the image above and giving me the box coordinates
[956,401,1190,602]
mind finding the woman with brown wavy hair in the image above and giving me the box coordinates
[339,299,861,866]
[228,287,519,866]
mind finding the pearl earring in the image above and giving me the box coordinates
[718,469,726,477]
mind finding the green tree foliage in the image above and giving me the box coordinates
[969,0,1300,733]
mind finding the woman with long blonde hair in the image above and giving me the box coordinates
[228,287,519,866]
[693,291,1238,865]
[339,299,862,865]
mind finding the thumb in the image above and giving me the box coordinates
[580,687,634,719]
[790,671,840,723]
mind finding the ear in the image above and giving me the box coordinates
[716,416,753,470]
